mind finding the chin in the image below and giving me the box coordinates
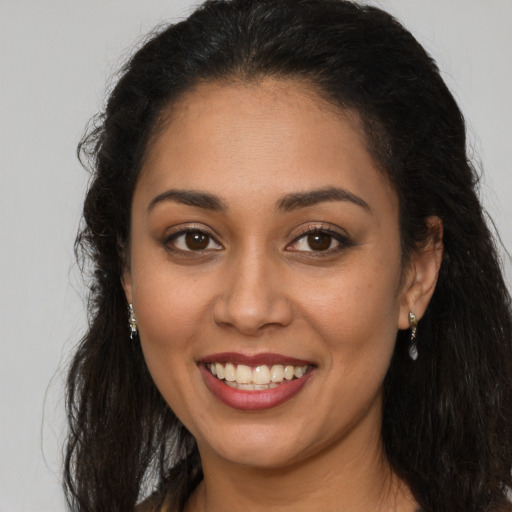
[200,435,306,469]
[193,414,334,471]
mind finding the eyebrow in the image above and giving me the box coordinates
[147,185,371,215]
[147,189,227,213]
[276,186,371,213]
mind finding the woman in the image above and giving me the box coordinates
[64,0,512,511]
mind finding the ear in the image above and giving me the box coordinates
[120,241,133,304]
[122,265,133,304]
[398,216,444,330]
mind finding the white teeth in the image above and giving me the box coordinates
[224,363,236,382]
[215,363,225,380]
[253,365,271,385]
[270,365,284,382]
[207,362,309,387]
[235,364,252,384]
[224,381,281,391]
[294,366,306,378]
[284,365,295,380]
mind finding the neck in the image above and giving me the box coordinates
[185,422,416,512]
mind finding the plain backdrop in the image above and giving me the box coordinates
[1,1,511,510]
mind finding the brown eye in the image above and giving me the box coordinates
[185,231,210,250]
[307,233,332,251]
[167,229,223,252]
[286,227,350,254]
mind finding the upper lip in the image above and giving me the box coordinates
[197,352,315,367]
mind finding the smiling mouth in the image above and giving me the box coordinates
[205,362,311,391]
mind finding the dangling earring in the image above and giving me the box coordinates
[408,312,418,360]
[128,303,138,341]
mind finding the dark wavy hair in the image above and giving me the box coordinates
[64,1,512,511]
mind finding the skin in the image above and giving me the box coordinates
[123,80,442,512]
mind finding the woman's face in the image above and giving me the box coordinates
[124,80,414,469]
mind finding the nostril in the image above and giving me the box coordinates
[211,293,292,335]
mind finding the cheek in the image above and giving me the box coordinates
[136,280,204,344]
[129,258,214,382]
[132,274,208,422]
[130,239,212,336]
[302,268,401,432]
[298,254,402,367]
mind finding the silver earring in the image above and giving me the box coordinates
[408,312,418,360]
[128,303,138,340]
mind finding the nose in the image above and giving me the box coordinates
[212,249,293,336]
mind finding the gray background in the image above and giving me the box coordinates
[1,1,510,510]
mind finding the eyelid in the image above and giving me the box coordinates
[163,224,224,253]
[293,222,349,239]
[286,223,352,253]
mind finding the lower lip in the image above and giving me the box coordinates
[199,365,314,411]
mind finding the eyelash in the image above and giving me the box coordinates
[162,224,352,256]
[163,226,223,254]
[287,225,352,255]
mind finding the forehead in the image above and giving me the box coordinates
[136,79,396,217]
